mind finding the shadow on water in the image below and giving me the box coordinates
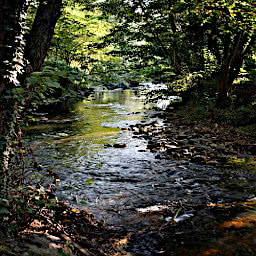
[24,88,256,255]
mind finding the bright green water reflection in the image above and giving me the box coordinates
[26,89,150,156]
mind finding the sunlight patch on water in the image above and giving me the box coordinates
[50,130,120,144]
[136,205,169,213]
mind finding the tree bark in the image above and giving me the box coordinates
[227,33,250,88]
[0,0,62,194]
[0,0,29,194]
[217,63,230,108]
[216,33,249,108]
[25,0,62,72]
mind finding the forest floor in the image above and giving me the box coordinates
[1,103,256,256]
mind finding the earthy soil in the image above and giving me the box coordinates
[0,201,129,256]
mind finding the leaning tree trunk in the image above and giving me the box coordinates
[25,0,62,72]
[216,33,249,108]
[227,33,252,88]
[0,0,30,196]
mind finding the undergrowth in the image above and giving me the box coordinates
[176,78,256,127]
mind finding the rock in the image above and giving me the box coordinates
[177,139,189,145]
[176,134,188,140]
[143,127,151,132]
[133,127,140,133]
[193,145,211,153]
[183,149,192,156]
[113,143,127,148]
[207,160,218,165]
[166,145,181,152]
[191,155,207,163]
[247,144,256,154]
[104,144,113,148]
[191,134,201,139]
[217,155,228,163]
[172,152,182,158]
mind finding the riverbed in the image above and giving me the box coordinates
[24,88,256,254]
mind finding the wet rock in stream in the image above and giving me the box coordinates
[129,112,256,170]
[122,111,256,255]
[125,231,165,256]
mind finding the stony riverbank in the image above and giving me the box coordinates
[129,109,256,170]
[124,106,256,255]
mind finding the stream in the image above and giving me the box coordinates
[24,87,256,254]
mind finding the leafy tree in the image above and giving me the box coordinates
[95,0,256,107]
[191,0,256,107]
[49,4,112,69]
[0,0,30,196]
[0,0,63,195]
[93,0,203,76]
[49,7,91,65]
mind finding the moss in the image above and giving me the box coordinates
[227,157,256,172]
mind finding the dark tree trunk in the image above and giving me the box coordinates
[216,33,249,108]
[25,0,62,72]
[169,14,186,74]
[217,63,230,108]
[0,0,62,194]
[227,33,250,88]
[0,0,29,194]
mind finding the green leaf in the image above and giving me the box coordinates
[45,203,57,208]
[0,207,10,214]
[12,88,25,95]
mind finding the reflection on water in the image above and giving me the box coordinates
[25,89,256,231]
[25,90,151,154]
[25,89,160,213]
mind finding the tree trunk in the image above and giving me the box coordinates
[0,0,29,195]
[216,33,249,108]
[217,63,230,108]
[0,0,62,195]
[25,0,62,72]
[227,33,249,88]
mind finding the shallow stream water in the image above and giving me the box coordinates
[25,88,256,235]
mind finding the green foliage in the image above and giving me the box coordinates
[178,78,256,126]
[244,55,256,82]
[89,0,255,106]
[227,157,256,172]
[0,185,57,235]
[25,59,88,114]
[58,249,72,256]
[168,72,204,92]
[49,4,113,67]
